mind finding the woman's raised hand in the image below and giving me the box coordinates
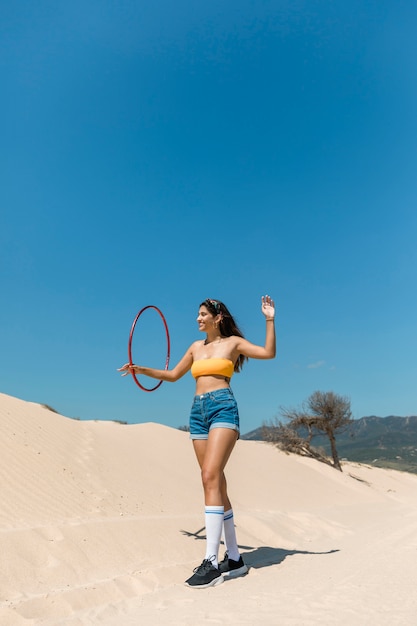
[261,294,275,320]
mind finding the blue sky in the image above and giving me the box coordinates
[1,0,416,432]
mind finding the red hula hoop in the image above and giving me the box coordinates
[128,305,171,392]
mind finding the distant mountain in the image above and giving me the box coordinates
[242,415,417,473]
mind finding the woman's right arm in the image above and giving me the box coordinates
[118,344,195,382]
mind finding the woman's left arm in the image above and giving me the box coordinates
[235,295,276,359]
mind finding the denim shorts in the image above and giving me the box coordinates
[189,388,240,440]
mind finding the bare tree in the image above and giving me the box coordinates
[266,391,353,471]
[262,421,332,466]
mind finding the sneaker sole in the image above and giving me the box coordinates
[222,565,249,579]
[184,574,224,589]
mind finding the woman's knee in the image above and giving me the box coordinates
[201,466,221,491]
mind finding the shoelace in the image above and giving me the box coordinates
[193,558,215,574]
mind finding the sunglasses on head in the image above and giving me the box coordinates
[206,298,220,312]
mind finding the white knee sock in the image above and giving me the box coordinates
[204,506,224,568]
[223,508,240,562]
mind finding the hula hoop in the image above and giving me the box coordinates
[128,305,171,392]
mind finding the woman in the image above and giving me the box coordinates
[118,295,276,588]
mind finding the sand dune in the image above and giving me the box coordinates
[1,391,416,625]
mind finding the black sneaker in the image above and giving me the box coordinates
[184,559,224,589]
[218,552,249,578]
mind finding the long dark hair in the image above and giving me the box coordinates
[201,299,248,372]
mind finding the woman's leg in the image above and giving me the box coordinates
[192,428,238,566]
[218,473,240,561]
[193,432,246,573]
[193,427,238,506]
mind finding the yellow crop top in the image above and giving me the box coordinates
[191,358,234,379]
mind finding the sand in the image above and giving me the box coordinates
[1,391,416,625]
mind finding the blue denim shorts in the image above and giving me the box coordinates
[189,388,240,440]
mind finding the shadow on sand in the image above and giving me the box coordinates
[180,527,339,570]
[242,545,339,570]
